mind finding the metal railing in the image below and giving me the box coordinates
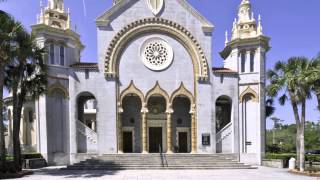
[159,144,168,167]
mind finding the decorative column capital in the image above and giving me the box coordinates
[166,108,174,114]
[189,104,196,114]
[118,107,124,114]
[141,107,149,114]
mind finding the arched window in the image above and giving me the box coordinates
[216,96,232,132]
[250,51,255,72]
[49,44,55,64]
[241,52,246,73]
[59,45,65,66]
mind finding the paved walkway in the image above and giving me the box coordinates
[13,166,314,180]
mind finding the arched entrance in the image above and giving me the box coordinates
[76,92,97,153]
[215,96,232,153]
[147,96,167,153]
[172,96,191,153]
[242,93,258,153]
[121,95,142,153]
[47,90,68,154]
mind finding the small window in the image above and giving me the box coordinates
[220,74,224,84]
[29,110,34,123]
[250,51,255,72]
[241,52,246,73]
[59,45,65,66]
[85,69,89,79]
[49,44,55,64]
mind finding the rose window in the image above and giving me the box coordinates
[140,37,174,71]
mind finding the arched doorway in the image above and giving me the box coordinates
[242,93,257,153]
[215,96,232,153]
[147,96,167,153]
[172,96,191,153]
[121,95,142,153]
[47,90,67,154]
[76,92,97,153]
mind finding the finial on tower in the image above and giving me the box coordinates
[225,31,229,46]
[257,14,263,35]
[36,0,70,30]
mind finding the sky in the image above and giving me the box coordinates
[1,0,320,129]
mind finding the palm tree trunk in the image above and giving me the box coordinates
[12,84,22,171]
[290,93,301,169]
[0,63,7,173]
[299,99,306,172]
[296,126,300,168]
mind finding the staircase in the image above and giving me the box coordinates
[64,154,256,170]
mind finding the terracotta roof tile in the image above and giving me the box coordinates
[212,67,237,74]
[70,63,98,70]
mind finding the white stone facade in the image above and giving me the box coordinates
[5,0,269,166]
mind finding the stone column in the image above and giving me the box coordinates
[190,104,197,153]
[166,107,173,153]
[141,105,148,153]
[118,107,123,154]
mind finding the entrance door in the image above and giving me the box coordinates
[123,131,133,153]
[149,127,162,153]
[178,132,188,153]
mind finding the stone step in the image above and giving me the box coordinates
[64,154,252,170]
[64,166,256,170]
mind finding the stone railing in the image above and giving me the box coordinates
[216,123,232,144]
[76,120,97,153]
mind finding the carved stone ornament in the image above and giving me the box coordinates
[146,0,164,16]
[140,37,173,71]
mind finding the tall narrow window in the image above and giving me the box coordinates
[49,44,55,64]
[29,110,34,123]
[59,45,65,66]
[241,52,246,73]
[250,51,255,72]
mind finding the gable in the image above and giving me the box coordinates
[96,0,214,33]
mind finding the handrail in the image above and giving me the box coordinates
[77,120,97,135]
[216,122,232,136]
[76,120,97,144]
[216,122,232,144]
[159,144,168,167]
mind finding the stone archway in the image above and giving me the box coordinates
[76,92,97,153]
[104,17,209,81]
[170,83,196,153]
[118,81,144,153]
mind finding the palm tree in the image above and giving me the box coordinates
[310,55,320,111]
[5,29,47,171]
[266,98,275,118]
[267,57,312,172]
[0,10,22,173]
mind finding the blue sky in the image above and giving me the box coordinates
[1,0,320,129]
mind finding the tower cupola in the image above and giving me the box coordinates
[37,0,70,30]
[230,0,263,40]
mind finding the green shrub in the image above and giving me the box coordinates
[21,153,43,159]
[265,153,296,161]
[265,153,320,162]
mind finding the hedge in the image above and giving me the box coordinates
[265,153,320,162]
[5,153,43,161]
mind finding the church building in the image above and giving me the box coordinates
[5,0,270,166]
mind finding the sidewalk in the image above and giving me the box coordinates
[14,166,314,180]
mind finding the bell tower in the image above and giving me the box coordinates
[37,0,70,30]
[31,0,84,164]
[220,0,270,165]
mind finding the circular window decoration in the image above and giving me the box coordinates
[140,37,174,71]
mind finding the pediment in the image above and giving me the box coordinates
[96,0,214,32]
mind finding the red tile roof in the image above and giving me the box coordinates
[212,67,237,74]
[70,63,98,70]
